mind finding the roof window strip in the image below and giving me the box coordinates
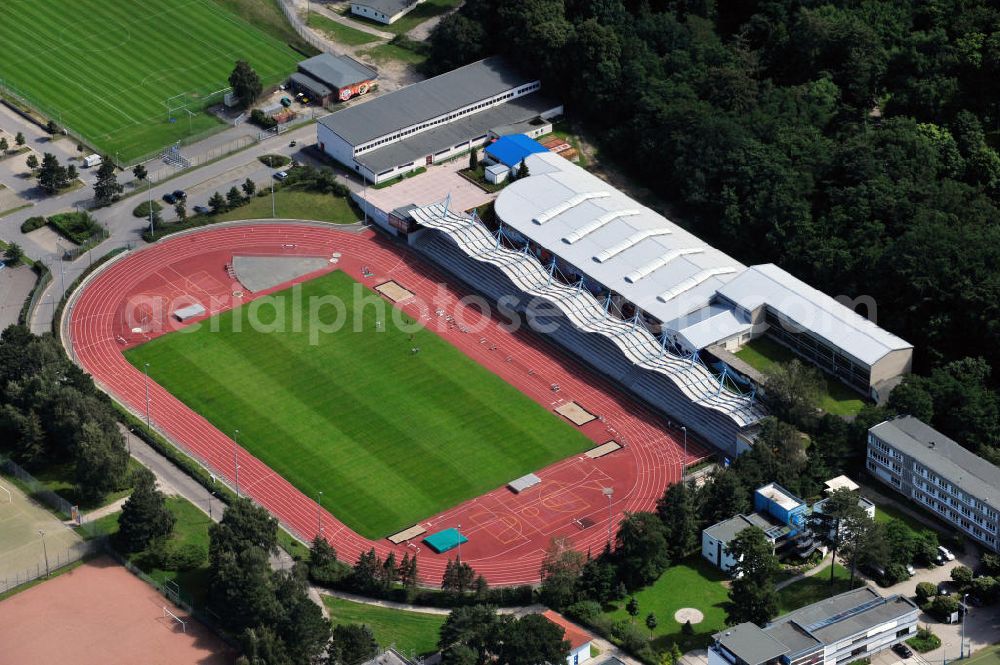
[532,192,609,225]
[623,248,705,284]
[562,209,641,244]
[593,227,672,262]
[656,267,737,302]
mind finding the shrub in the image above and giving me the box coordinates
[915,582,937,603]
[258,154,290,168]
[565,600,602,623]
[167,543,207,571]
[951,565,974,588]
[21,216,46,233]
[928,594,960,621]
[132,200,162,218]
[250,109,277,129]
[906,628,942,653]
[47,212,102,244]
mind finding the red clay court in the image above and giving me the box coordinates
[67,223,704,585]
[0,557,231,665]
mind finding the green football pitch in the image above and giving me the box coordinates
[0,0,301,162]
[124,271,592,539]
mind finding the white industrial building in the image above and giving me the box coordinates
[350,0,422,25]
[401,151,912,454]
[316,57,562,184]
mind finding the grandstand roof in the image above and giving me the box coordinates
[716,264,912,366]
[494,153,911,364]
[495,152,746,323]
[317,56,534,146]
[298,53,376,91]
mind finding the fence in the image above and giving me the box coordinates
[0,80,95,156]
[0,540,102,595]
[277,0,337,54]
[0,457,75,519]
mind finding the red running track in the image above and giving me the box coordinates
[69,224,705,585]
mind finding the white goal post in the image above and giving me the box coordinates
[163,606,187,633]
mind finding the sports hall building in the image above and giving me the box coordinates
[400,152,912,455]
[316,57,562,184]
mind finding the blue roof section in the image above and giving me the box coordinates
[423,528,468,553]
[485,134,548,167]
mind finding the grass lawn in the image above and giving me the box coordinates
[548,121,590,169]
[124,271,592,538]
[215,189,362,223]
[734,336,866,417]
[307,13,379,46]
[0,0,300,162]
[85,498,213,607]
[968,643,1000,665]
[210,0,319,54]
[353,0,462,35]
[777,561,860,613]
[323,595,445,656]
[874,505,926,537]
[603,557,730,652]
[362,43,428,66]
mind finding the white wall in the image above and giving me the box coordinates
[702,531,738,573]
[317,124,356,170]
[566,642,591,665]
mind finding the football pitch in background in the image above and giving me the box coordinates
[0,0,301,162]
[125,272,592,538]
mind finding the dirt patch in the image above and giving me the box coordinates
[0,557,231,665]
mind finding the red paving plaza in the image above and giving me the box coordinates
[68,223,701,585]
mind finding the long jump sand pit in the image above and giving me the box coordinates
[555,401,597,426]
[374,280,415,303]
[0,557,231,665]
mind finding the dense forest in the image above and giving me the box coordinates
[428,0,1000,456]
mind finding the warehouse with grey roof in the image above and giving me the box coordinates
[316,56,562,183]
[709,587,919,665]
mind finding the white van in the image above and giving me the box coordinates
[83,154,102,168]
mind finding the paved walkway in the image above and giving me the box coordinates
[112,424,328,616]
[775,553,834,591]
[311,3,393,39]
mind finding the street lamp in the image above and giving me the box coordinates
[457,523,462,561]
[233,429,241,497]
[316,490,324,536]
[962,593,969,659]
[38,530,49,577]
[143,363,151,430]
[681,425,688,478]
[603,487,614,548]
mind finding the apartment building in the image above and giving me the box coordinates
[867,416,1000,552]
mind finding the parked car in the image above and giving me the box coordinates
[893,643,914,659]
[162,192,177,204]
[172,190,186,200]
[938,546,956,561]
[193,205,209,215]
[273,171,288,181]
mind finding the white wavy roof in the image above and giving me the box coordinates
[495,152,745,323]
